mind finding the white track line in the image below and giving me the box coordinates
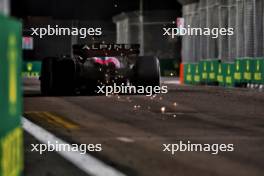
[163,80,180,85]
[22,117,126,176]
[116,137,135,143]
[161,78,180,85]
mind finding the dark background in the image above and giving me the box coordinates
[11,0,182,20]
[12,0,184,76]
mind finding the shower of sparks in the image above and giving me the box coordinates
[134,105,141,110]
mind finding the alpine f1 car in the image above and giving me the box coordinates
[40,43,160,95]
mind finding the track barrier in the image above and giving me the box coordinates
[0,14,23,176]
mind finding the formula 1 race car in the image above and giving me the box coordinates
[40,43,160,95]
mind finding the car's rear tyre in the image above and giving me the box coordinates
[133,56,160,87]
[41,57,76,96]
[57,59,76,95]
[40,57,57,95]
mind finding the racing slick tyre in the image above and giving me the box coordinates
[40,57,57,96]
[56,59,76,95]
[41,57,76,96]
[133,56,160,87]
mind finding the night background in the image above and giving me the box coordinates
[1,1,264,176]
[11,0,182,20]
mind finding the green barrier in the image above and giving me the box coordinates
[0,15,23,176]
[199,60,209,84]
[234,58,254,84]
[252,58,264,84]
[195,59,219,85]
[184,63,194,84]
[184,59,263,87]
[243,58,254,83]
[223,62,235,87]
[22,61,41,78]
[193,63,201,84]
[184,61,237,87]
[208,60,219,84]
[217,63,224,86]
[234,59,243,84]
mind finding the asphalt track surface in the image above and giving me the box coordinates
[23,78,264,176]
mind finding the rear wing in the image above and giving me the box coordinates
[73,43,140,58]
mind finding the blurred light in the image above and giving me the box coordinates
[27,63,33,72]
[150,94,156,100]
[127,97,132,103]
[161,107,166,113]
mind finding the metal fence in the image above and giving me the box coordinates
[113,11,181,60]
[182,3,199,63]
[218,0,228,62]
[253,0,264,57]
[0,0,9,15]
[182,0,264,63]
[236,0,244,58]
[228,0,236,61]
[207,0,219,60]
